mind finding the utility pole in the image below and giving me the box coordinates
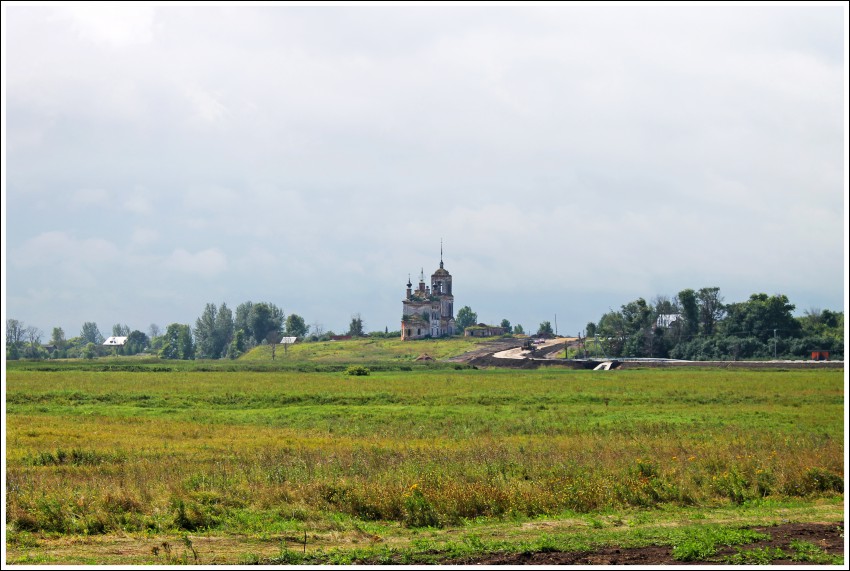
[554,314,558,336]
[773,329,777,359]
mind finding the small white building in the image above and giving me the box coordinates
[655,314,681,329]
[103,336,128,346]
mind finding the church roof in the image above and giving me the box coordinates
[432,267,450,276]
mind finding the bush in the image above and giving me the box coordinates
[403,486,440,528]
[346,365,371,376]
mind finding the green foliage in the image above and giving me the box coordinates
[81,342,97,360]
[403,486,440,528]
[159,323,195,360]
[348,314,365,337]
[455,306,477,331]
[286,313,308,338]
[194,302,234,359]
[672,526,769,561]
[537,321,554,337]
[788,539,843,564]
[346,365,371,376]
[124,330,149,355]
[591,288,842,360]
[725,546,786,564]
[80,322,104,345]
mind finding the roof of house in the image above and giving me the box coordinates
[103,336,128,346]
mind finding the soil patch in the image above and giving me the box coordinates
[451,522,844,565]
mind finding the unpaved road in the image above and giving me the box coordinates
[451,522,845,565]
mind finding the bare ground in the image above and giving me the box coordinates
[448,522,845,565]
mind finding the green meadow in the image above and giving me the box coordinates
[4,354,845,564]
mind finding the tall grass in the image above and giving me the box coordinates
[5,368,843,536]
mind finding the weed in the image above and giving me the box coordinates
[725,546,787,564]
[404,485,441,528]
[789,539,843,564]
[672,526,769,561]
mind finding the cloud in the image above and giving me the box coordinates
[130,227,159,247]
[163,248,228,277]
[184,86,229,125]
[71,188,109,206]
[3,5,845,336]
[123,189,155,215]
[58,5,156,47]
[11,231,119,268]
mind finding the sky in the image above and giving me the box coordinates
[2,2,848,340]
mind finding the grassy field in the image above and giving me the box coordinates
[240,335,489,362]
[4,356,845,564]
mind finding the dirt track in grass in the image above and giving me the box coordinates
[448,522,844,565]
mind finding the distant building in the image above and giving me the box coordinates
[401,250,456,340]
[656,314,681,328]
[811,350,830,361]
[464,324,507,337]
[103,336,127,346]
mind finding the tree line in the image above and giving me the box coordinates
[5,302,380,361]
[585,287,844,360]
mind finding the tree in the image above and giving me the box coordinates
[597,310,627,356]
[6,319,26,354]
[194,303,219,359]
[50,327,67,350]
[235,302,253,341]
[697,287,725,336]
[513,324,525,335]
[455,306,477,331]
[500,319,511,333]
[286,313,308,338]
[537,321,554,337]
[236,301,285,346]
[722,293,801,343]
[228,329,247,359]
[677,289,699,340]
[194,303,233,358]
[24,326,44,358]
[148,323,161,340]
[125,330,149,355]
[585,322,597,338]
[213,303,234,357]
[347,313,365,337]
[80,322,104,345]
[112,323,130,337]
[82,342,97,360]
[159,323,195,360]
[267,330,282,360]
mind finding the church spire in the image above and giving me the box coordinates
[440,239,444,269]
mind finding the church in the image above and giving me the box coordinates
[401,252,456,340]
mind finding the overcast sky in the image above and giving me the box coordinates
[3,3,847,340]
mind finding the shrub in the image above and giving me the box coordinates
[403,485,440,528]
[346,365,371,376]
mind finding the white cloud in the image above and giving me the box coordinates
[163,248,228,277]
[11,231,119,268]
[123,188,155,215]
[58,5,156,47]
[130,227,159,247]
[184,86,229,125]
